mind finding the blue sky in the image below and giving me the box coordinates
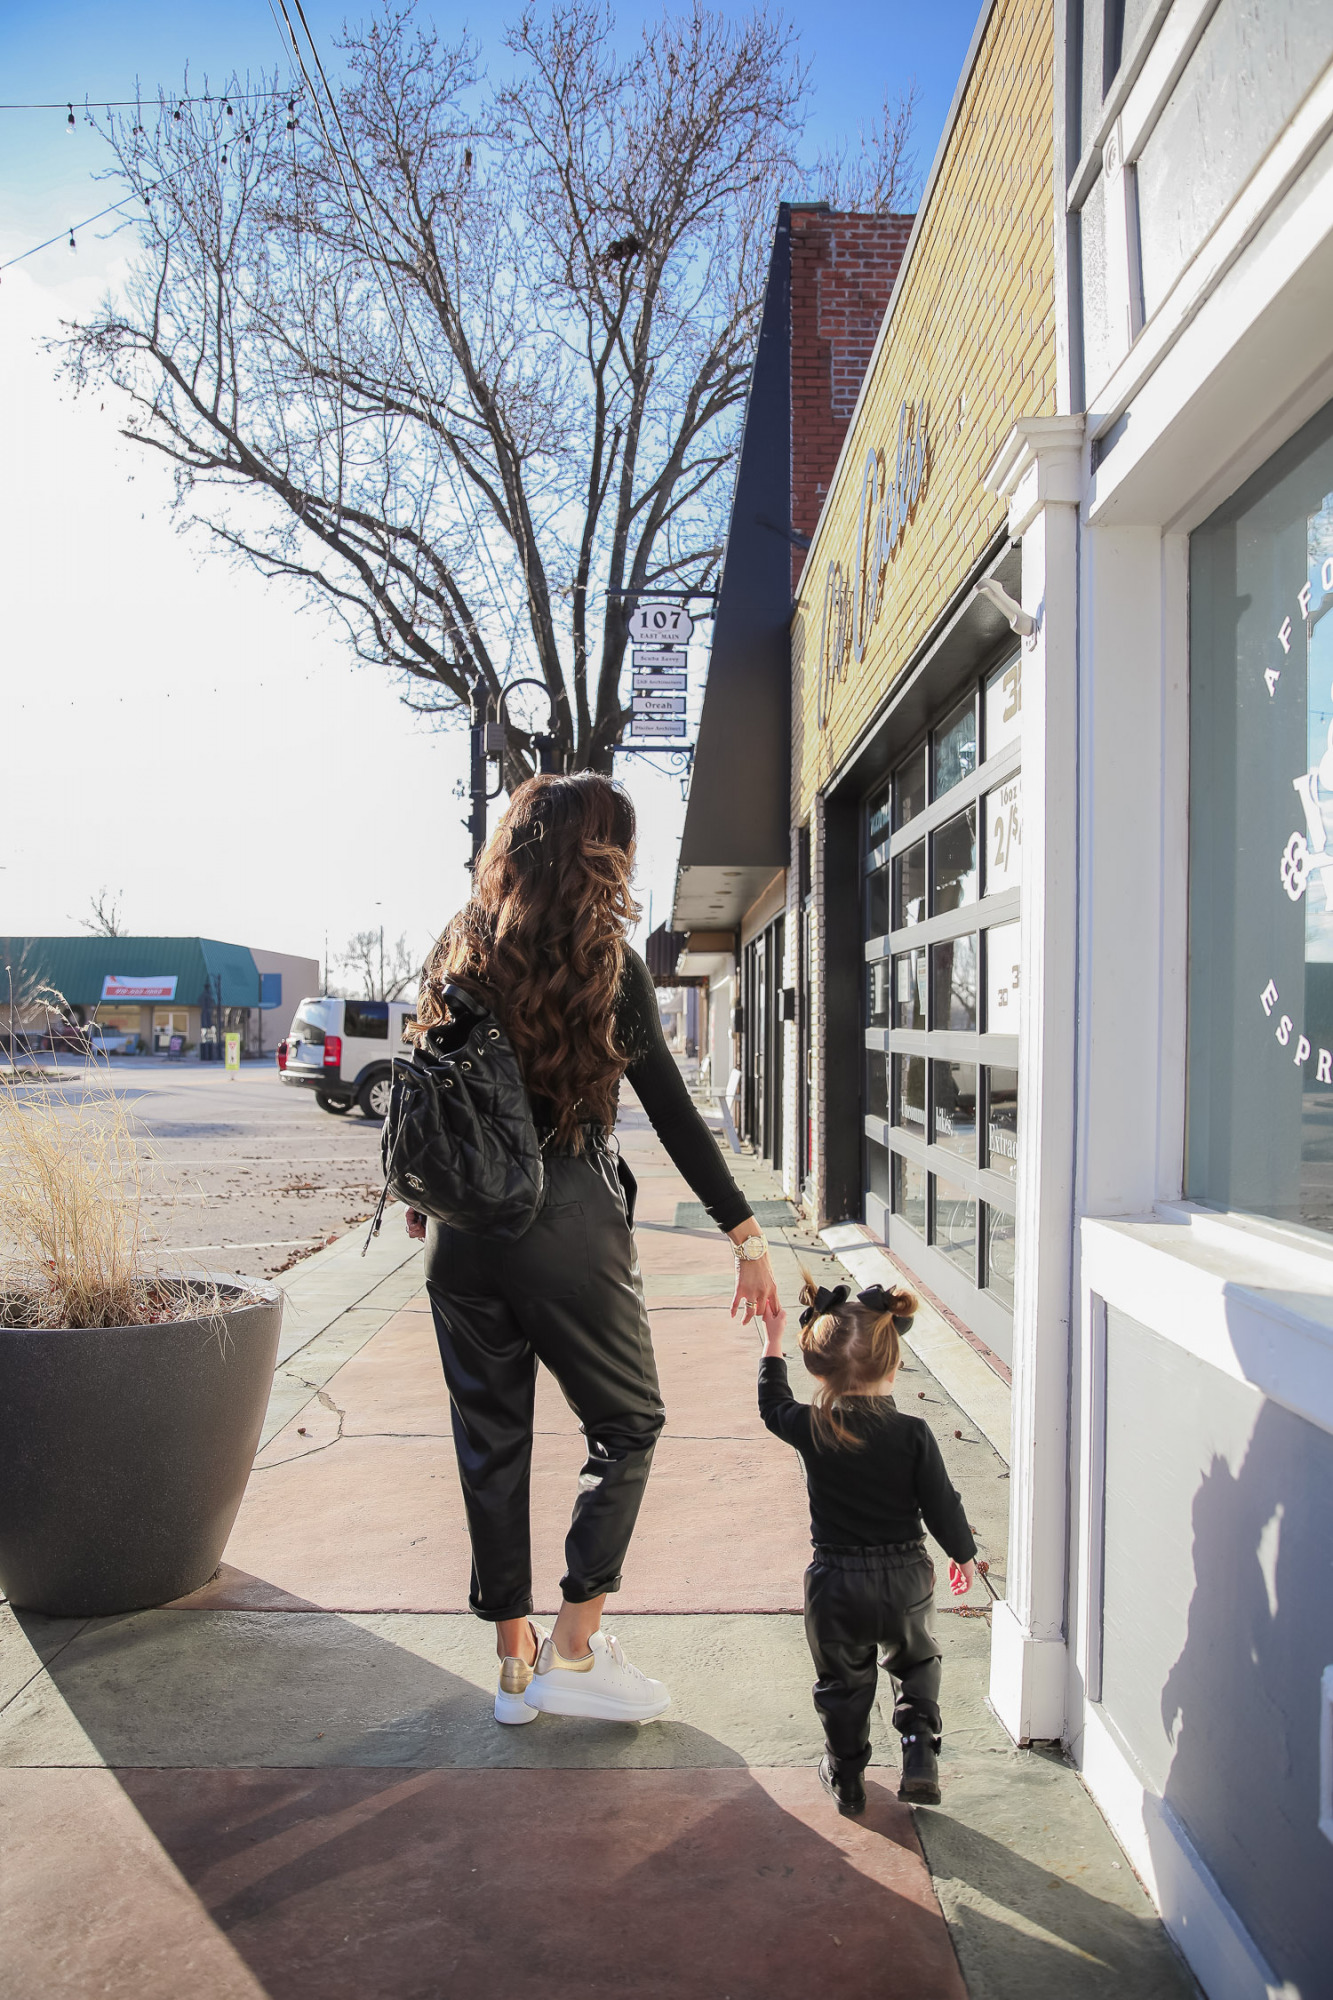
[2,0,981,278]
[0,1,982,967]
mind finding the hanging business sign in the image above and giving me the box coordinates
[101,974,178,1000]
[816,398,931,729]
[630,716,687,737]
[633,669,687,691]
[628,602,693,646]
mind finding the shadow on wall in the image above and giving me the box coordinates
[1148,1392,1333,1997]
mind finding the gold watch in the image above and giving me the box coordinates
[732,1231,770,1262]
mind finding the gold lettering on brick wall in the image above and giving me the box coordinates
[816,400,930,729]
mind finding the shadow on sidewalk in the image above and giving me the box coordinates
[14,1590,968,1999]
[109,1765,966,2000]
[908,1810,1195,1999]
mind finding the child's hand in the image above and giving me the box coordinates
[758,1298,786,1357]
[949,1560,975,1597]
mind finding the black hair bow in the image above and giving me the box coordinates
[799,1283,848,1328]
[857,1284,892,1315]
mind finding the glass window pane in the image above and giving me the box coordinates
[1187,399,1333,1236]
[932,806,978,913]
[893,948,926,1030]
[894,747,927,830]
[984,1205,1016,1310]
[932,694,977,799]
[932,1174,977,1279]
[933,1061,977,1160]
[984,773,1022,895]
[894,841,926,927]
[931,934,978,1031]
[868,1138,891,1202]
[868,783,893,851]
[985,921,1021,1031]
[894,1053,926,1136]
[893,1153,926,1235]
[985,654,1022,758]
[344,1001,389,1039]
[867,958,891,1028]
[867,864,890,939]
[867,1052,889,1122]
[986,1067,1019,1178]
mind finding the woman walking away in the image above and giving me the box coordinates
[407,773,777,1726]
[756,1277,976,1814]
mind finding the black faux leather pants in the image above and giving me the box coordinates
[804,1542,943,1776]
[424,1142,664,1621]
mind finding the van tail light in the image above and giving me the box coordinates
[323,1034,342,1070]
[277,1040,288,1072]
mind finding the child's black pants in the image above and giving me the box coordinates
[804,1541,942,1777]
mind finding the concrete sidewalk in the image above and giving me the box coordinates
[1,1104,1196,1999]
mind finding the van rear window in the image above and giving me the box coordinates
[289,1013,326,1045]
[344,1001,389,1040]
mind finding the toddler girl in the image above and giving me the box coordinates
[758,1276,976,1815]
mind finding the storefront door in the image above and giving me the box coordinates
[863,657,1022,1360]
[743,916,786,1168]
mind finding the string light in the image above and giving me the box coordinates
[66,103,74,129]
[0,192,149,272]
[0,88,303,111]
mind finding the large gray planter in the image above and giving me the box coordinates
[0,1282,282,1616]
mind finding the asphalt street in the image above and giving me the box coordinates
[23,1056,386,1284]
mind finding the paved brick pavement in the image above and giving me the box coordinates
[0,1095,1196,1999]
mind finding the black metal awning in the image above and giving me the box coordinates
[672,210,793,935]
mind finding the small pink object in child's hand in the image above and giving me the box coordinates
[949,1560,974,1597]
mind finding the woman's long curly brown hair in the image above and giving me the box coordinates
[414,773,640,1149]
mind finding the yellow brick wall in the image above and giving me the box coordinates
[793,0,1056,818]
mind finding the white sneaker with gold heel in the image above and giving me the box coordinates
[523,1629,670,1722]
[494,1622,549,1725]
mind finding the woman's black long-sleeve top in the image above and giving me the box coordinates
[536,948,752,1234]
[758,1357,976,1559]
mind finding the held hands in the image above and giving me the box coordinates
[758,1298,786,1358]
[405,1208,427,1241]
[949,1560,976,1597]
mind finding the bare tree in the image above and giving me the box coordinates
[337,930,419,1001]
[64,2,810,775]
[814,81,920,213]
[79,889,126,937]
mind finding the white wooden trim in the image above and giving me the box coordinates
[1079,1704,1293,2000]
[1082,1211,1333,1438]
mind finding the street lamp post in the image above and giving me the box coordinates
[466,677,564,866]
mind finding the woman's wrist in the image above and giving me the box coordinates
[727,1219,770,1262]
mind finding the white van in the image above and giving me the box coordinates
[277,997,417,1119]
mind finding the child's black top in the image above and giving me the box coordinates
[758,1357,976,1560]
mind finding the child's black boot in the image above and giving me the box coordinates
[819,1754,867,1817]
[897,1731,941,1804]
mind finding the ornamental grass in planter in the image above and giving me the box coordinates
[0,1061,282,1616]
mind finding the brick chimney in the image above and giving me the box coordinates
[788,204,914,588]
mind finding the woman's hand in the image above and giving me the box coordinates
[758,1298,786,1357]
[728,1221,778,1325]
[949,1559,976,1597]
[405,1208,427,1241]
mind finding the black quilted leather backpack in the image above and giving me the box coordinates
[363,982,544,1249]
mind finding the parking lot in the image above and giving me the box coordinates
[18,1055,390,1283]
